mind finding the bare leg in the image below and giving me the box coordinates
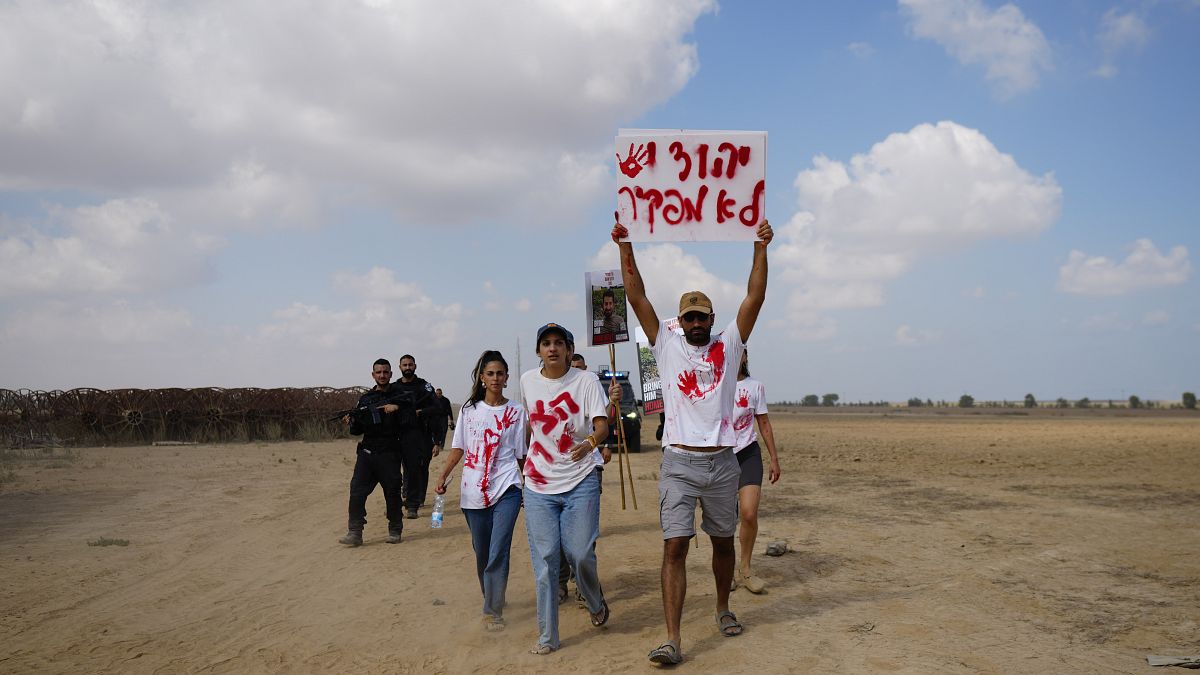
[737,485,761,576]
[662,537,690,646]
[710,535,735,613]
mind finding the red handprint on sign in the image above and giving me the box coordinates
[617,142,656,179]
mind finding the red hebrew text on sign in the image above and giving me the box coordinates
[615,130,767,242]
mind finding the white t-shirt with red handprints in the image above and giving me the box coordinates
[520,367,610,495]
[732,377,768,452]
[451,400,528,509]
[652,318,746,448]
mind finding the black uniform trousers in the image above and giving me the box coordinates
[400,426,432,510]
[347,444,405,534]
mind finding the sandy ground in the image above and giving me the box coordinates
[2,410,1198,674]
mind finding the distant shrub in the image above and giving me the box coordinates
[1183,392,1196,410]
[87,538,129,547]
[1024,394,1037,408]
[907,397,924,407]
[1128,395,1142,409]
[1055,398,1069,408]
[801,394,819,407]
[1075,398,1091,409]
[958,394,974,408]
[821,393,839,407]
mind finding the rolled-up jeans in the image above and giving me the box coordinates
[523,470,604,649]
[462,485,522,618]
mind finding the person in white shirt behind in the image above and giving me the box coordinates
[520,323,612,655]
[613,214,772,666]
[730,348,781,594]
[435,350,528,632]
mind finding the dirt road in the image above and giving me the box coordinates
[2,411,1197,673]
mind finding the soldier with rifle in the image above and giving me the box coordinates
[337,358,411,547]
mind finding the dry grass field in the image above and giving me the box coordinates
[2,409,1198,673]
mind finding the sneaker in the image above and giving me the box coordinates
[406,508,419,519]
[386,531,402,544]
[338,530,363,547]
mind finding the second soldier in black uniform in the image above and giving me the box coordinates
[340,358,409,546]
[393,354,441,519]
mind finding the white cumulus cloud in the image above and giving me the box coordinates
[1058,239,1191,295]
[899,0,1052,97]
[0,198,222,297]
[774,121,1060,337]
[0,0,716,225]
[1094,8,1151,78]
[259,267,462,349]
[589,242,744,326]
[895,324,941,346]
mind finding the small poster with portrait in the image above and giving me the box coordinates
[635,326,662,415]
[635,318,678,416]
[585,269,630,347]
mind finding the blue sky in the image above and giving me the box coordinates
[1,0,1197,404]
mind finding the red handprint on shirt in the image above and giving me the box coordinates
[675,341,727,402]
[496,406,520,431]
[617,142,656,179]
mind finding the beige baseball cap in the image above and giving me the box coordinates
[678,291,713,315]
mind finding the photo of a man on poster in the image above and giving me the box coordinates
[586,269,630,347]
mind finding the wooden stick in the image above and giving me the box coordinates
[609,344,628,510]
[609,344,638,510]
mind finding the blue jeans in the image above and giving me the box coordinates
[462,485,522,618]
[523,470,604,649]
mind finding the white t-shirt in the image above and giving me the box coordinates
[732,377,769,452]
[652,318,746,448]
[451,400,528,510]
[520,367,609,494]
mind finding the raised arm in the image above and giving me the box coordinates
[736,220,773,342]
[612,213,661,345]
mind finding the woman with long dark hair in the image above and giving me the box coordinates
[435,350,527,631]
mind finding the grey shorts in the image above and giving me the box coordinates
[658,447,740,539]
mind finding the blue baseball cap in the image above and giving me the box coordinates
[535,322,575,346]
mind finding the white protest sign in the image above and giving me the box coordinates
[615,129,766,242]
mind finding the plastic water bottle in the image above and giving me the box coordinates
[431,494,445,529]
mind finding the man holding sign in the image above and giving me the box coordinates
[612,209,771,665]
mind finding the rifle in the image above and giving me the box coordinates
[328,389,418,424]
